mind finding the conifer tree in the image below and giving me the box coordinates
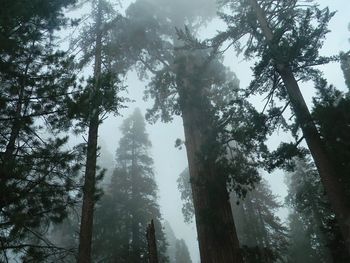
[76,1,103,260]
[231,180,288,263]
[70,1,127,261]
[285,158,350,262]
[213,0,350,251]
[118,1,266,261]
[0,0,82,261]
[178,170,288,263]
[92,108,168,262]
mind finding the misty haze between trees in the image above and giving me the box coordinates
[1,0,350,262]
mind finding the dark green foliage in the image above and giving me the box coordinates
[340,51,350,89]
[266,142,308,172]
[0,0,82,261]
[178,169,288,262]
[215,0,335,94]
[67,0,129,133]
[46,143,116,263]
[149,49,262,199]
[48,209,80,263]
[92,109,168,262]
[232,180,289,263]
[312,79,350,202]
[287,212,319,263]
[285,158,349,262]
[177,169,195,224]
[202,0,337,172]
[124,5,262,249]
[178,170,288,262]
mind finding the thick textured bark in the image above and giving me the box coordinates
[181,102,242,263]
[77,1,102,262]
[249,0,350,253]
[146,220,159,263]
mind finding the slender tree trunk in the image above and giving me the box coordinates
[146,220,159,263]
[249,0,350,254]
[77,1,103,262]
[181,101,242,263]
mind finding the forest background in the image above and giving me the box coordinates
[1,0,350,262]
[78,1,349,261]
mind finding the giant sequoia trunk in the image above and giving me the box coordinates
[181,106,242,263]
[77,1,103,262]
[249,0,350,253]
[178,64,242,262]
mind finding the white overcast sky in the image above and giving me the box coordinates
[64,1,350,262]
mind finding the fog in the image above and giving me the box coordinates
[2,0,350,262]
[95,1,350,262]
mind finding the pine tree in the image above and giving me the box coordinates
[214,0,350,251]
[340,51,350,89]
[121,1,268,261]
[0,0,82,261]
[340,24,350,90]
[70,1,127,261]
[285,158,350,262]
[76,1,103,260]
[178,170,288,262]
[92,108,168,262]
[231,180,289,263]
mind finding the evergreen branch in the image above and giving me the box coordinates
[0,110,62,122]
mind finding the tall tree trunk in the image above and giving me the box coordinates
[249,0,350,254]
[181,101,242,263]
[146,220,159,263]
[77,1,103,262]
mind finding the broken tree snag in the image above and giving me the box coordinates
[146,220,159,263]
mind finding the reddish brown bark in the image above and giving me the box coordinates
[277,66,350,253]
[249,0,350,253]
[178,70,242,262]
[77,1,103,262]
